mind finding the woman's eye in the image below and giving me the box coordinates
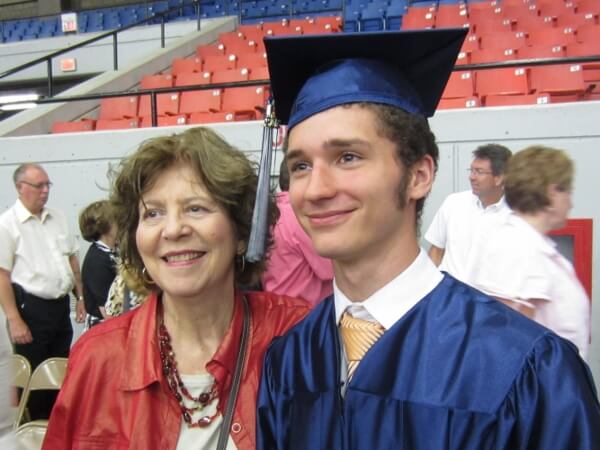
[142,209,161,219]
[188,205,207,213]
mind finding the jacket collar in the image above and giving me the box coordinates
[120,290,246,397]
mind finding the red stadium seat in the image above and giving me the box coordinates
[469,17,513,33]
[221,85,267,116]
[527,27,577,47]
[556,12,598,29]
[196,43,225,59]
[461,34,480,52]
[567,40,600,57]
[218,31,245,47]
[138,93,179,117]
[203,54,237,72]
[437,96,480,109]
[237,52,267,69]
[442,71,476,99]
[402,9,436,29]
[140,74,173,89]
[537,0,576,18]
[188,111,257,124]
[576,0,600,15]
[530,64,587,95]
[513,14,554,31]
[576,23,600,44]
[99,96,138,120]
[518,44,566,59]
[51,119,95,133]
[435,4,469,29]
[484,93,550,107]
[179,89,222,114]
[480,31,527,50]
[475,67,531,98]
[211,68,250,83]
[171,57,203,76]
[313,16,342,31]
[95,118,139,130]
[249,66,269,81]
[470,47,517,64]
[175,72,212,87]
[239,28,265,43]
[140,115,187,127]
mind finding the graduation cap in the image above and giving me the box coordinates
[266,28,468,128]
[245,29,467,262]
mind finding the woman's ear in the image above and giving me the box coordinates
[237,241,246,256]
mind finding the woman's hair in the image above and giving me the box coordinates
[79,200,114,242]
[110,126,277,291]
[505,145,574,213]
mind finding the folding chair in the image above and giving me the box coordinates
[11,354,31,428]
[14,421,48,450]
[15,357,68,428]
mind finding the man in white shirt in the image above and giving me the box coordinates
[425,143,512,281]
[0,163,85,419]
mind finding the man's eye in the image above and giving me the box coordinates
[290,162,310,172]
[340,153,359,163]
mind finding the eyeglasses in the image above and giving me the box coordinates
[466,168,493,176]
[20,180,53,190]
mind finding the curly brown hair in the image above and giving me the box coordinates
[505,145,573,213]
[79,200,114,242]
[109,127,277,292]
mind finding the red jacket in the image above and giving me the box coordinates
[43,291,309,450]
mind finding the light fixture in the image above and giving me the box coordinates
[0,93,40,103]
[0,102,38,111]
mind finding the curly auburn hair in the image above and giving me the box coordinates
[109,127,277,292]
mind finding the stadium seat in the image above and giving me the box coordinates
[567,40,600,57]
[527,27,577,47]
[211,68,250,83]
[479,31,527,50]
[95,118,140,130]
[402,9,435,29]
[221,85,267,117]
[138,93,180,117]
[576,23,600,44]
[140,74,173,89]
[437,96,480,109]
[470,47,517,64]
[518,44,566,59]
[140,115,187,127]
[171,57,203,76]
[435,4,468,29]
[51,120,95,133]
[99,96,138,120]
[442,71,476,100]
[484,93,551,107]
[461,34,480,53]
[475,67,531,99]
[576,0,600,15]
[555,12,598,29]
[196,43,226,59]
[249,66,269,81]
[530,64,587,96]
[179,89,222,114]
[203,54,237,72]
[188,111,248,124]
[236,52,267,69]
[175,72,212,87]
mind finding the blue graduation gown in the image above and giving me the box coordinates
[257,275,600,449]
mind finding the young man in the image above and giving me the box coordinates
[425,143,512,281]
[256,30,600,449]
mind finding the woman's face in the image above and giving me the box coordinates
[135,164,241,302]
[548,184,573,231]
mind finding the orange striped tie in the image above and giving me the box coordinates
[339,311,385,381]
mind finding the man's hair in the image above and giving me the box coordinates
[505,145,573,213]
[110,126,277,290]
[356,102,439,228]
[79,200,114,242]
[13,163,43,184]
[279,157,290,192]
[472,144,512,176]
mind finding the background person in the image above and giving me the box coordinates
[466,145,590,359]
[425,143,512,281]
[0,163,84,420]
[79,200,118,329]
[43,127,309,450]
[262,159,333,306]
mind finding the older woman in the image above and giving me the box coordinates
[467,145,590,359]
[79,200,118,329]
[43,127,309,449]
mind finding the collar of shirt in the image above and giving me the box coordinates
[15,198,49,223]
[94,240,114,253]
[475,193,507,212]
[333,248,444,329]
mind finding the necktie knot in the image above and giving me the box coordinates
[339,311,384,380]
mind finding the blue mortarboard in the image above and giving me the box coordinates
[265,29,468,129]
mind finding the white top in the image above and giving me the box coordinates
[176,373,237,450]
[0,309,14,441]
[334,249,443,389]
[0,200,77,299]
[466,213,590,360]
[425,190,511,282]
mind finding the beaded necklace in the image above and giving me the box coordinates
[158,316,219,428]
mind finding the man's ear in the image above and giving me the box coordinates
[494,174,505,188]
[407,155,435,201]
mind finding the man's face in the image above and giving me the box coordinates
[469,158,502,199]
[285,105,415,264]
[17,166,50,214]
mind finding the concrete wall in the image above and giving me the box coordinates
[0,101,598,388]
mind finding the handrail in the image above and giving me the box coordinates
[0,0,202,96]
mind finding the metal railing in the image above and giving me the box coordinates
[0,0,202,97]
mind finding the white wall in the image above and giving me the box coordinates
[0,101,598,388]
